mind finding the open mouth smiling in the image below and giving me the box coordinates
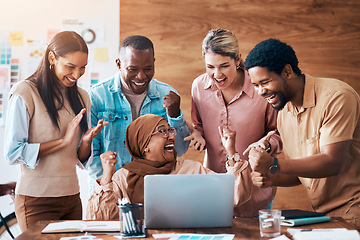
[215,77,226,82]
[164,143,175,152]
[132,81,146,86]
[263,92,277,104]
[66,76,77,82]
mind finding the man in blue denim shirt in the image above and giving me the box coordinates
[87,35,190,185]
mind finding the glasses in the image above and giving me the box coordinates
[151,127,177,138]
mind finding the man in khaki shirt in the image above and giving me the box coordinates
[244,38,360,229]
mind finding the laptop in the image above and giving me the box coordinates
[144,173,235,228]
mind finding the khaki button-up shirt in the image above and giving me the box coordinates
[278,74,360,226]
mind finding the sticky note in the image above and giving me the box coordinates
[9,32,23,46]
[47,29,60,43]
[94,47,108,62]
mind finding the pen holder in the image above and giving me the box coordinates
[119,203,145,237]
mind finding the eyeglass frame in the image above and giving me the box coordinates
[151,127,177,138]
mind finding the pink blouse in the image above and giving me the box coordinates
[191,72,282,217]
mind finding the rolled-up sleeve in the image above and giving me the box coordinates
[168,110,191,156]
[4,95,40,169]
[226,160,252,207]
[86,169,130,221]
[86,179,120,220]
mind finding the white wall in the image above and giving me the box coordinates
[0,0,119,218]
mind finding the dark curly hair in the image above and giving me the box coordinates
[244,38,302,75]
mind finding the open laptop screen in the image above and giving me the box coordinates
[144,173,234,229]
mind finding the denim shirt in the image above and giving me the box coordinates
[87,71,190,181]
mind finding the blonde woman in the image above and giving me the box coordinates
[185,29,282,217]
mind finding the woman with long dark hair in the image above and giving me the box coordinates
[4,31,107,231]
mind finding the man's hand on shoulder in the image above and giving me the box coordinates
[163,91,181,118]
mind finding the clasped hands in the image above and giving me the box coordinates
[244,131,276,188]
[186,126,277,187]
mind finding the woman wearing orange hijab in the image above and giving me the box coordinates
[86,114,252,220]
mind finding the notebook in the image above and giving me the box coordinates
[41,221,120,233]
[144,173,235,229]
[281,209,325,219]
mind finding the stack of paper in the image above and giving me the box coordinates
[287,228,360,240]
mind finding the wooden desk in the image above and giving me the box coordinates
[14,217,358,240]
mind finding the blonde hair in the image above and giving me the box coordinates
[202,28,244,69]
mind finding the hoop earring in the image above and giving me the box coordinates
[49,65,54,70]
[236,64,244,70]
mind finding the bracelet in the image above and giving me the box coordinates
[265,142,271,153]
[226,152,240,162]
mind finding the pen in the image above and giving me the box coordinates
[125,211,134,233]
[300,229,333,232]
[120,198,142,235]
[122,212,131,233]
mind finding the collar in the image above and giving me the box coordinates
[285,74,315,113]
[109,71,122,93]
[242,71,255,98]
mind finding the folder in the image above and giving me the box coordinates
[281,216,331,226]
